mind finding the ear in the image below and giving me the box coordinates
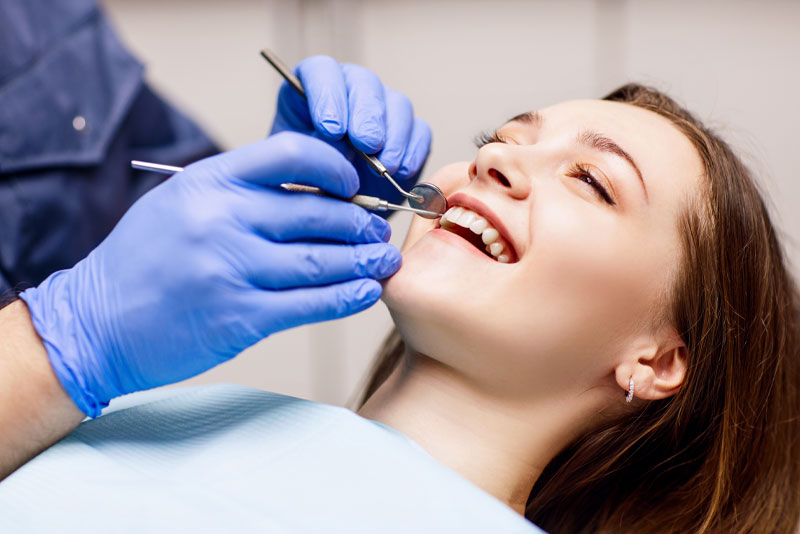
[615,326,687,402]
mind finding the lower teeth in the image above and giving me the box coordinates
[441,223,508,262]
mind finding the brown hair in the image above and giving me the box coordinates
[359,84,800,533]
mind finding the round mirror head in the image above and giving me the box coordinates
[408,183,447,219]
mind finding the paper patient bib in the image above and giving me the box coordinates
[0,384,545,533]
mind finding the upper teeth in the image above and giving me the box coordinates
[439,206,510,263]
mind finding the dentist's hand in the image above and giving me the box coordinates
[271,56,432,205]
[20,133,400,417]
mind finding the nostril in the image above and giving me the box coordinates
[468,162,478,180]
[488,168,511,188]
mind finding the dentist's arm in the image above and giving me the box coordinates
[0,300,85,480]
[0,133,399,480]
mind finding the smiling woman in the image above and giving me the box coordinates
[359,84,800,533]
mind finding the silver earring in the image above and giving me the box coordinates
[625,376,635,403]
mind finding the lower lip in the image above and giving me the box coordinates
[428,228,492,261]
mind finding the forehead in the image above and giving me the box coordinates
[505,99,705,208]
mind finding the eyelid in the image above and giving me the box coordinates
[566,162,617,206]
[583,163,618,203]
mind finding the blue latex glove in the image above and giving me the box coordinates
[271,56,432,205]
[20,133,401,418]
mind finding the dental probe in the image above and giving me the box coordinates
[130,160,442,218]
[259,48,448,217]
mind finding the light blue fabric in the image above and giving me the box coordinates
[0,384,546,533]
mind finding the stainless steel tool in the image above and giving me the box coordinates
[130,161,442,218]
[260,48,447,218]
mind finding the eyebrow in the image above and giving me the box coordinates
[507,111,542,127]
[577,131,648,202]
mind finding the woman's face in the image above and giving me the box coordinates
[382,99,703,399]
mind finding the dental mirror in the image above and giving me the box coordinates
[408,183,447,219]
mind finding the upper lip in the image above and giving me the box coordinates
[445,192,520,260]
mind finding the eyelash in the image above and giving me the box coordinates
[565,163,616,206]
[474,129,507,148]
[474,129,616,206]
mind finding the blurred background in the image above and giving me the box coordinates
[100,0,800,407]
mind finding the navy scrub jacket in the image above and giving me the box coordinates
[0,0,219,294]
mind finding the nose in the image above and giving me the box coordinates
[467,143,532,199]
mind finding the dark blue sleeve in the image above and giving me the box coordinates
[0,0,219,294]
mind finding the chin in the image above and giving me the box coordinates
[384,230,472,309]
[381,231,500,367]
[382,239,444,320]
[382,235,450,352]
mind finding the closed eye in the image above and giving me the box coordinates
[566,163,616,206]
[473,130,616,206]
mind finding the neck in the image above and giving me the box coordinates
[357,351,594,515]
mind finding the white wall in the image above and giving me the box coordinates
[102,0,800,406]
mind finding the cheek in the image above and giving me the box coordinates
[498,201,671,361]
[531,202,634,303]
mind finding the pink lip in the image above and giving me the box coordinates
[445,192,520,259]
[429,228,493,261]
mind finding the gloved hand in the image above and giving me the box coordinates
[20,132,400,418]
[271,55,432,205]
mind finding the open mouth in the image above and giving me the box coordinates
[438,206,518,263]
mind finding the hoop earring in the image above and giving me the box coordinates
[625,376,635,403]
